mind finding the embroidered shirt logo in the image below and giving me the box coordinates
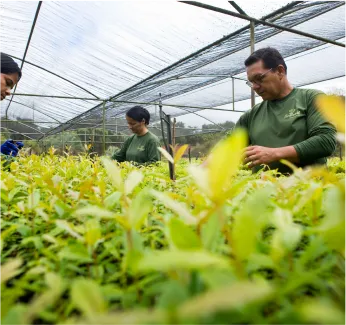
[137,145,145,152]
[284,108,303,119]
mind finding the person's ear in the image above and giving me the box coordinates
[277,65,286,79]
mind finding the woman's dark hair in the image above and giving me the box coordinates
[126,106,150,125]
[1,53,22,80]
[244,47,287,74]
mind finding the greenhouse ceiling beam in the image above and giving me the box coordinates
[4,98,61,123]
[12,93,102,101]
[50,2,302,135]
[0,126,35,140]
[7,55,101,100]
[11,93,245,113]
[5,1,42,120]
[180,1,345,48]
[0,120,131,126]
[228,1,247,16]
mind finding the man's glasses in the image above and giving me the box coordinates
[246,68,273,88]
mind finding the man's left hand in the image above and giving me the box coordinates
[244,145,278,168]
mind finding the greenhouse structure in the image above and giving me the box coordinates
[0,1,345,155]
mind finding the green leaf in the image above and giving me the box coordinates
[77,309,165,325]
[104,191,122,209]
[168,218,201,250]
[232,187,274,261]
[299,300,345,325]
[187,165,211,197]
[271,208,302,261]
[201,213,222,251]
[22,273,65,324]
[124,170,143,195]
[157,280,189,309]
[56,220,83,240]
[136,250,229,273]
[1,304,27,325]
[151,190,197,225]
[101,157,123,190]
[128,190,152,230]
[1,258,23,283]
[74,205,115,220]
[71,278,107,318]
[27,189,40,210]
[58,244,92,263]
[179,280,272,318]
[157,147,174,164]
[207,128,247,202]
[85,219,102,247]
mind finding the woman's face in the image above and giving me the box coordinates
[1,72,19,101]
[126,115,145,135]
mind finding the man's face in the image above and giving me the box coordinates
[0,72,19,101]
[246,60,283,101]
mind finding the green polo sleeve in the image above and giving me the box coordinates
[293,90,337,164]
[112,136,133,162]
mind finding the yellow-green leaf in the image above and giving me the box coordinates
[207,128,247,201]
[179,281,272,318]
[124,170,143,195]
[151,190,197,225]
[128,190,152,230]
[85,219,102,247]
[168,218,202,250]
[74,205,115,220]
[157,147,174,164]
[56,220,83,240]
[1,258,23,283]
[316,94,345,133]
[174,144,188,163]
[101,157,123,190]
[187,165,211,197]
[136,250,229,272]
[71,278,107,318]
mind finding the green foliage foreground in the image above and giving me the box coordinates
[1,133,345,325]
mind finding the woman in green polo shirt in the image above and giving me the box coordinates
[112,106,160,165]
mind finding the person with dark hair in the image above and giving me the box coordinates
[112,106,160,164]
[236,47,336,174]
[1,53,22,101]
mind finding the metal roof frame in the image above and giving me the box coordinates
[1,1,344,143]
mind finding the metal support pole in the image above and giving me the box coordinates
[102,101,106,155]
[62,126,65,153]
[159,93,175,180]
[172,118,176,148]
[166,114,175,181]
[232,77,235,111]
[188,147,191,163]
[250,21,256,108]
[228,1,247,15]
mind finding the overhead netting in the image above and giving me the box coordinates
[0,1,344,141]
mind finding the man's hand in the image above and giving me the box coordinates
[244,145,278,168]
[244,145,299,168]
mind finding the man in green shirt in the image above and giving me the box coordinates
[112,106,160,165]
[236,47,336,174]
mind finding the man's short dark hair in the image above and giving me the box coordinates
[244,47,287,74]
